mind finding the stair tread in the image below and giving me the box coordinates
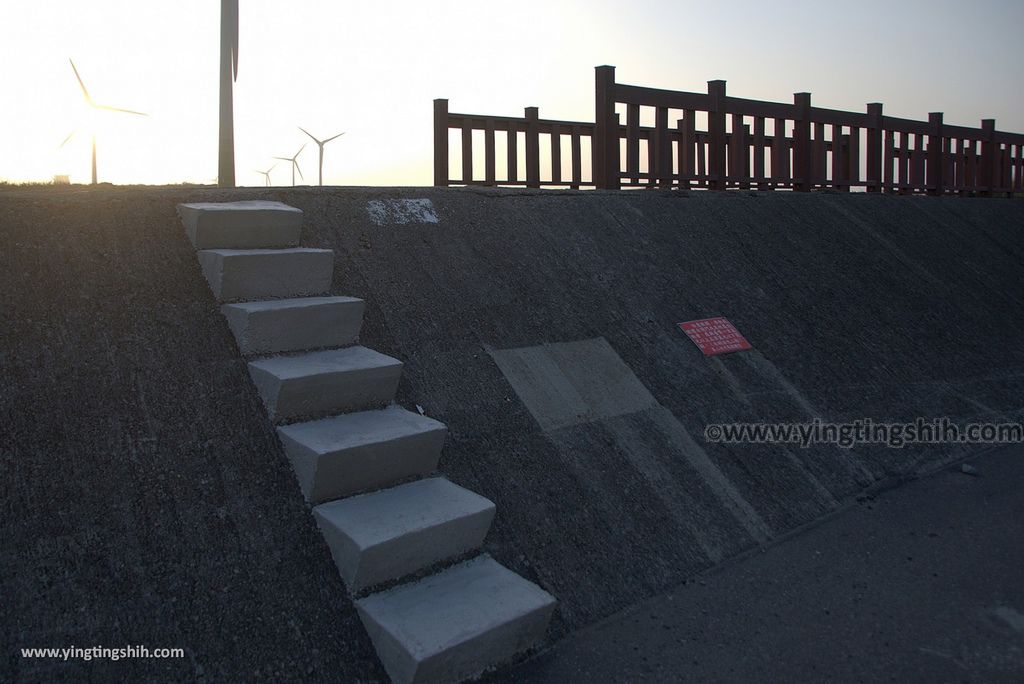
[223,295,362,312]
[315,477,493,548]
[278,405,443,453]
[249,346,401,381]
[201,247,331,257]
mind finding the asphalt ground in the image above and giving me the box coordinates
[500,445,1024,683]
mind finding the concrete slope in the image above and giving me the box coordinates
[0,189,385,682]
[3,186,1023,678]
[289,188,1024,640]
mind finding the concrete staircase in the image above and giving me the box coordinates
[178,200,555,683]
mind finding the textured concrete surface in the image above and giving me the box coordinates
[277,406,446,503]
[178,200,302,249]
[2,185,1022,681]
[221,296,364,355]
[197,248,333,302]
[314,477,495,591]
[248,346,403,422]
[356,555,557,684]
[498,444,1024,683]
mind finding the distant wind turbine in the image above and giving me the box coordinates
[219,0,239,187]
[274,145,306,186]
[255,163,276,187]
[298,127,345,186]
[62,59,147,185]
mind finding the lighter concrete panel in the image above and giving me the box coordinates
[178,201,303,249]
[489,337,657,431]
[356,555,556,684]
[313,477,495,591]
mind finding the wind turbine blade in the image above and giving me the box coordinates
[69,59,95,106]
[298,127,321,145]
[295,161,303,181]
[97,104,148,116]
[294,143,306,158]
[273,157,291,162]
[324,132,346,144]
[59,130,77,148]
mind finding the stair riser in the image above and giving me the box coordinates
[356,557,556,684]
[281,427,446,504]
[315,505,494,592]
[198,250,333,302]
[179,201,303,249]
[222,299,365,355]
[250,363,401,422]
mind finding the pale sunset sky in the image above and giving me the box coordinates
[1,0,1021,186]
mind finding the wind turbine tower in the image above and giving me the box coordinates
[63,60,147,185]
[219,0,239,187]
[299,127,345,186]
[256,163,276,187]
[274,145,306,186]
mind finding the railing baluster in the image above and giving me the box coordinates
[551,123,561,185]
[462,120,473,184]
[793,92,811,191]
[771,117,789,187]
[753,117,766,190]
[679,111,696,189]
[485,118,496,187]
[883,129,895,193]
[626,103,640,185]
[571,126,582,189]
[655,106,670,188]
[830,124,843,190]
[507,124,518,183]
[848,126,860,191]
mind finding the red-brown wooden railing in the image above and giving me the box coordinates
[434,66,1024,196]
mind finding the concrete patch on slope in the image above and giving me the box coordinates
[490,337,771,558]
[366,199,439,225]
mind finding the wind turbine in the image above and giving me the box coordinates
[219,0,239,187]
[62,59,147,185]
[274,145,305,186]
[255,163,276,187]
[298,127,345,186]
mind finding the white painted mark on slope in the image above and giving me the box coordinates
[366,198,439,225]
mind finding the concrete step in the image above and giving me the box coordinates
[356,555,556,684]
[314,477,495,592]
[222,296,365,355]
[178,200,303,249]
[278,405,445,504]
[249,346,403,422]
[198,248,333,302]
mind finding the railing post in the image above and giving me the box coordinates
[793,92,811,191]
[525,106,540,188]
[594,65,618,189]
[865,103,883,192]
[927,112,944,196]
[433,98,449,187]
[707,80,727,191]
[979,119,996,196]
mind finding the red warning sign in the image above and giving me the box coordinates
[678,317,752,356]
